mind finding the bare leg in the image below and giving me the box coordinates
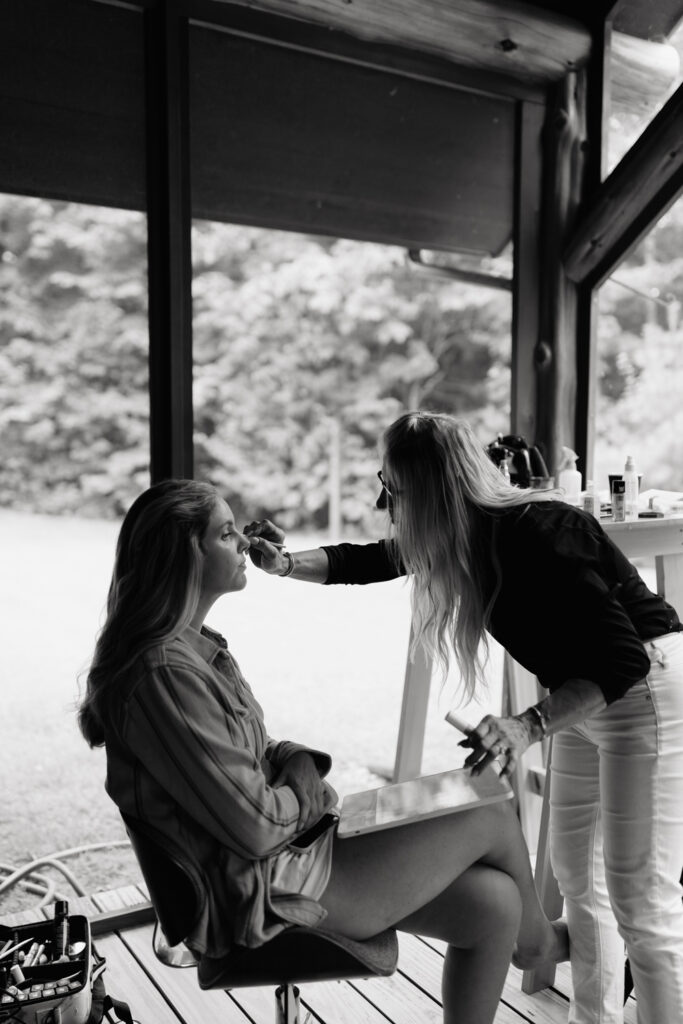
[322,800,559,949]
[397,864,522,1024]
[319,800,567,1024]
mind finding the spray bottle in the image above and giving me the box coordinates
[557,447,582,506]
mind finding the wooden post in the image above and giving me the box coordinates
[563,81,683,288]
[144,0,194,482]
[534,71,590,474]
[391,626,432,782]
[521,738,565,995]
[611,31,680,118]
[502,654,545,848]
[511,98,544,443]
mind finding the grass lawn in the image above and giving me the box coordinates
[0,509,504,915]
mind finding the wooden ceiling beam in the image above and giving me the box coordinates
[610,30,681,117]
[563,81,683,285]
[204,0,592,85]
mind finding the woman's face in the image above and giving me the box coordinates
[198,498,250,602]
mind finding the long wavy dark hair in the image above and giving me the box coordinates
[78,479,219,747]
[383,412,556,699]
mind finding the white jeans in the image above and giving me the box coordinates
[549,631,683,1024]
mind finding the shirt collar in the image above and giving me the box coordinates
[181,624,228,666]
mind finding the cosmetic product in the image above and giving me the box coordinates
[445,711,474,735]
[582,480,600,519]
[612,479,626,522]
[52,901,69,961]
[623,455,639,521]
[558,447,581,506]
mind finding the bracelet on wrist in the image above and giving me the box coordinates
[527,702,549,737]
[278,550,295,577]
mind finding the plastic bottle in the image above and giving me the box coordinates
[612,479,626,522]
[557,447,582,505]
[500,458,511,483]
[582,480,600,519]
[623,455,639,521]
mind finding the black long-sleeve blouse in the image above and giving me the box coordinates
[322,501,681,705]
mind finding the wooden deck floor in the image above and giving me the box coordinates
[1,887,638,1023]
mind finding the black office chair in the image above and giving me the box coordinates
[122,813,398,1023]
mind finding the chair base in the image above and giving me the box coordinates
[275,984,301,1024]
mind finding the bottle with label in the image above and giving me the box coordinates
[557,447,582,505]
[582,480,600,519]
[53,899,69,960]
[612,479,626,522]
[623,455,639,521]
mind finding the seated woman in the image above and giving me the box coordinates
[77,479,567,1024]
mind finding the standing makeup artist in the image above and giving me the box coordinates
[246,411,683,1024]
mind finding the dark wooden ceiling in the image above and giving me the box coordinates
[1,0,681,255]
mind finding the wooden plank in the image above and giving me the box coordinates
[185,0,546,104]
[91,903,156,936]
[0,0,146,210]
[563,82,683,286]
[95,930,187,1023]
[190,25,516,256]
[60,895,101,919]
[224,985,278,1022]
[300,977,403,1023]
[0,908,48,927]
[120,922,252,1023]
[91,885,150,911]
[421,922,642,1023]
[352,967,443,1023]
[217,0,592,86]
[410,934,571,1023]
[227,967,443,1024]
[0,894,109,928]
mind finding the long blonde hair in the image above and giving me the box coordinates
[383,412,554,699]
[78,480,219,747]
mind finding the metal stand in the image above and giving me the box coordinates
[275,984,305,1024]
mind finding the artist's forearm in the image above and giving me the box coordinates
[520,677,608,742]
[289,548,330,583]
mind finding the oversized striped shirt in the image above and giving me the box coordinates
[104,624,336,954]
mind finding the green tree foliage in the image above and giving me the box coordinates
[0,197,149,516]
[2,187,682,525]
[594,200,683,491]
[1,199,512,529]
[192,224,511,529]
